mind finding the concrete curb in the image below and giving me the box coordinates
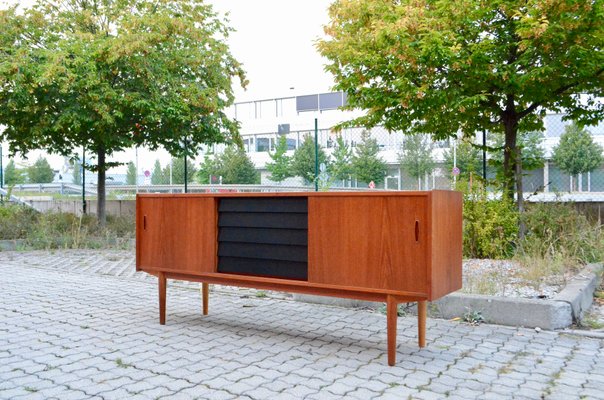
[554,263,602,321]
[294,263,603,331]
[432,263,602,330]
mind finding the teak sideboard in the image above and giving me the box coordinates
[136,191,462,365]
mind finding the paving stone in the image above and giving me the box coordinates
[2,250,604,400]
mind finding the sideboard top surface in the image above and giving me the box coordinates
[136,190,452,199]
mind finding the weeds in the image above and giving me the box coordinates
[0,204,134,250]
[518,202,604,270]
[115,358,132,368]
[378,304,407,317]
[462,308,484,325]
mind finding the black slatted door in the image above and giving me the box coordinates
[217,197,308,280]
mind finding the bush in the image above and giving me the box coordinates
[0,204,134,250]
[519,202,604,267]
[461,181,519,259]
[0,204,39,240]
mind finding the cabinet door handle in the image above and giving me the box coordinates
[143,215,147,230]
[415,220,419,242]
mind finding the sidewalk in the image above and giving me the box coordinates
[1,250,603,399]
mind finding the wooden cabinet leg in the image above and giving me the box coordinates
[387,295,397,366]
[159,272,166,325]
[201,282,209,316]
[418,300,427,348]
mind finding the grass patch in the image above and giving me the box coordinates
[115,358,132,368]
[462,200,604,295]
[462,270,505,296]
[578,311,604,330]
[0,204,134,250]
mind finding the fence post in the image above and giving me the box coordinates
[82,147,86,215]
[482,130,487,181]
[314,118,318,192]
[0,144,3,189]
[184,139,188,193]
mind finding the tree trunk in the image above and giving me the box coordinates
[515,147,526,240]
[97,146,106,226]
[502,116,518,202]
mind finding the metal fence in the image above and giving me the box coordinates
[2,112,604,210]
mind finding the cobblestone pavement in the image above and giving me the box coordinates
[1,250,604,400]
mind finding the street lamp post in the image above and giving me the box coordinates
[82,147,86,214]
[0,144,3,189]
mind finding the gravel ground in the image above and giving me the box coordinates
[462,259,569,299]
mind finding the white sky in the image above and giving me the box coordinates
[0,0,336,171]
[210,0,335,100]
[2,0,336,101]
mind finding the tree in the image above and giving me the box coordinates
[163,157,198,184]
[291,135,329,184]
[443,139,482,181]
[319,0,604,205]
[219,147,259,184]
[197,155,221,184]
[151,160,166,185]
[489,130,545,185]
[27,156,55,183]
[126,162,137,185]
[398,134,435,189]
[352,130,387,185]
[330,135,353,182]
[552,123,603,190]
[199,146,259,184]
[0,0,246,224]
[4,159,25,185]
[266,135,293,183]
[71,158,81,185]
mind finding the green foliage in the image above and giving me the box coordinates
[462,308,485,325]
[27,156,54,183]
[0,204,38,240]
[4,159,25,185]
[318,0,604,200]
[163,158,198,184]
[398,134,435,188]
[461,181,519,259]
[266,136,293,182]
[330,135,353,181]
[351,130,387,185]
[443,139,483,181]
[151,160,165,185]
[197,155,221,184]
[291,136,329,184]
[519,202,604,266]
[488,130,545,185]
[126,162,137,185]
[552,123,603,180]
[0,205,134,248]
[197,147,259,184]
[0,0,246,220]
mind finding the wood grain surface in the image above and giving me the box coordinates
[137,197,216,274]
[307,195,428,293]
